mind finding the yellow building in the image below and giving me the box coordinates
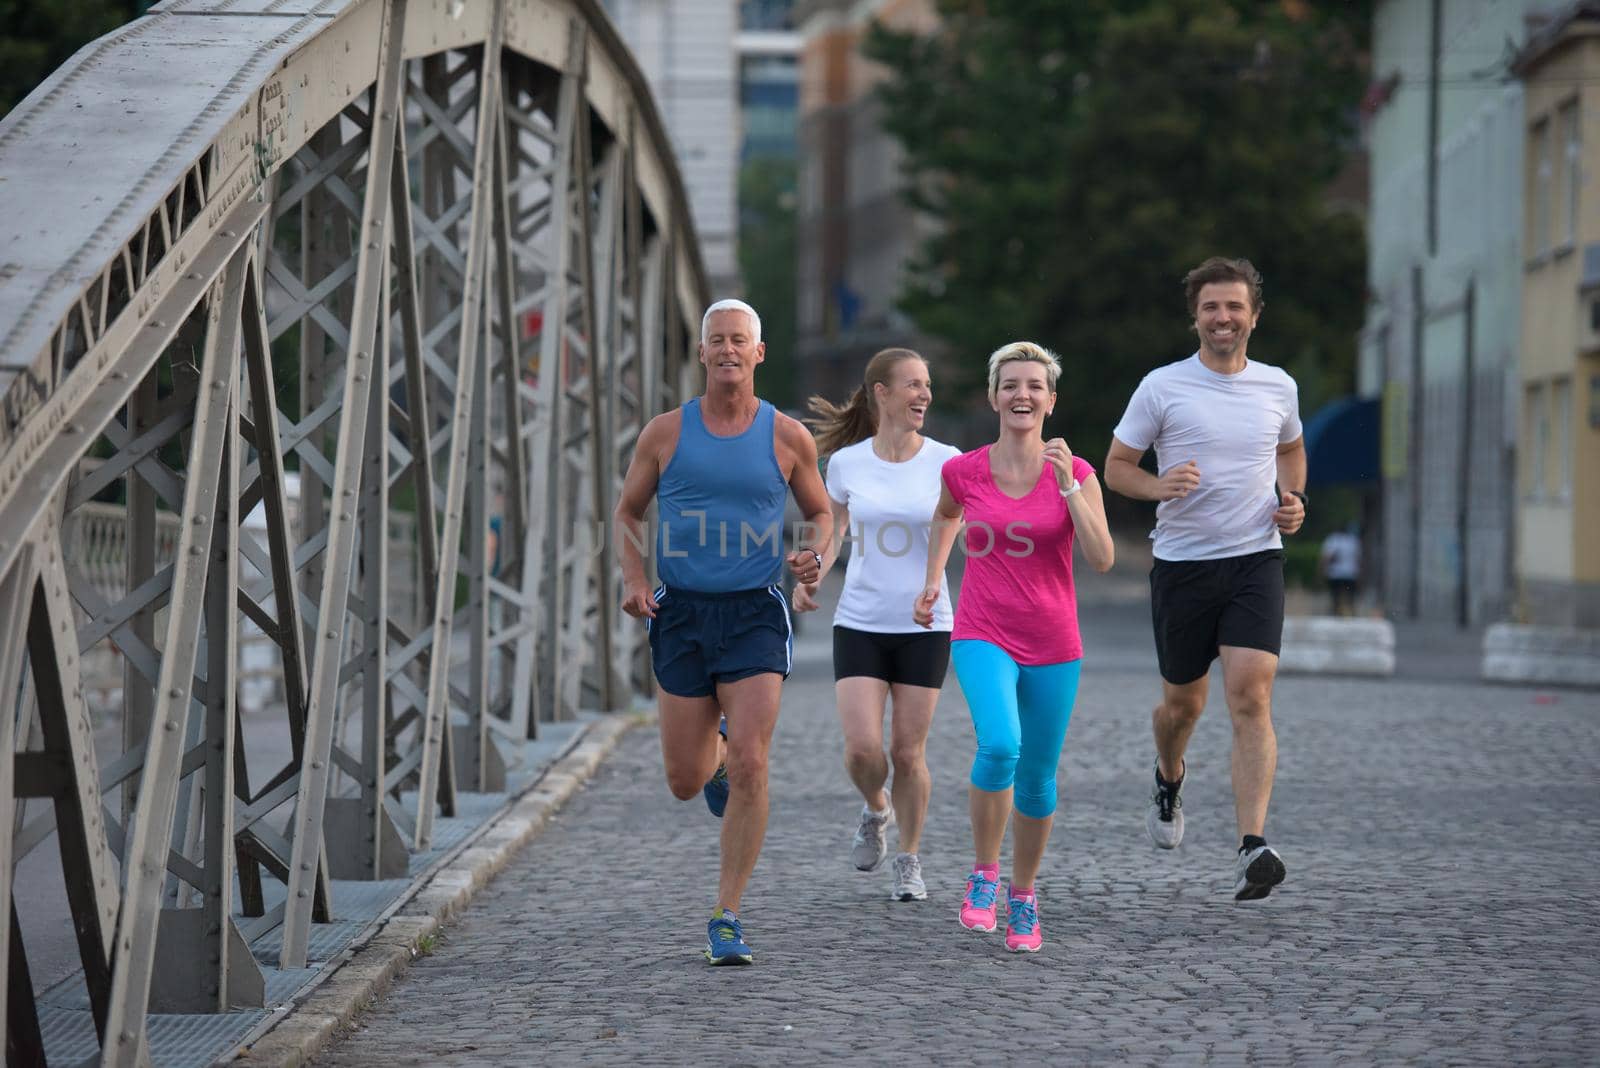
[1514,3,1600,627]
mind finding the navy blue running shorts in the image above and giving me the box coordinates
[647,585,793,698]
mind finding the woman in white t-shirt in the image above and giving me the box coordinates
[795,348,961,903]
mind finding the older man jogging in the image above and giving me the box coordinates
[614,298,833,963]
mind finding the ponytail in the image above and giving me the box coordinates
[805,387,876,457]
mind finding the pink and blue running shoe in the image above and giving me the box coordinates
[1005,888,1042,953]
[959,870,1000,932]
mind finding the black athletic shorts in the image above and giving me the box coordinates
[1149,549,1285,685]
[832,626,951,688]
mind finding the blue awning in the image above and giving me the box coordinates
[1304,395,1380,487]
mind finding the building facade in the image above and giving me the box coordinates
[793,0,938,406]
[739,0,801,164]
[604,0,741,296]
[1513,4,1600,626]
[1363,0,1546,624]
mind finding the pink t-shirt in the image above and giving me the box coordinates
[941,446,1095,666]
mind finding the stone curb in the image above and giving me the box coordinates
[225,712,645,1067]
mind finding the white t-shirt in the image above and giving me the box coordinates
[1320,532,1361,580]
[1112,354,1302,562]
[824,436,962,632]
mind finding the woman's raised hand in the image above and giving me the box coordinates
[1044,437,1076,491]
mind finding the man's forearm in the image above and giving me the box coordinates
[801,511,834,557]
[1276,446,1308,495]
[1105,458,1164,502]
[614,510,649,590]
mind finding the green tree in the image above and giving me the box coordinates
[865,0,1369,458]
[1,1,141,117]
[738,156,798,409]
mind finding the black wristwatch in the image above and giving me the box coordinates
[1287,489,1308,508]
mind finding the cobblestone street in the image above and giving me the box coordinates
[314,580,1600,1065]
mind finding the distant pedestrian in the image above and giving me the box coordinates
[1319,525,1361,616]
[793,348,961,903]
[614,299,833,965]
[916,341,1114,952]
[1104,256,1306,901]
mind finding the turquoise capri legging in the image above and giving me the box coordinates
[950,640,1082,819]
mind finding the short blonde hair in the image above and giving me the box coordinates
[987,341,1061,403]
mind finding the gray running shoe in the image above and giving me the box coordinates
[1145,761,1184,849]
[1233,845,1286,901]
[890,853,927,901]
[850,804,894,871]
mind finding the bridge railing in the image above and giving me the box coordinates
[0,1,706,1063]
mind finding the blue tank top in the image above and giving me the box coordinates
[656,398,788,592]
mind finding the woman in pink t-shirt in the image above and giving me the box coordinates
[913,341,1114,953]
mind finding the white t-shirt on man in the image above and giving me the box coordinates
[1112,353,1302,562]
[824,436,962,632]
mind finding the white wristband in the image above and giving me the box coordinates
[1059,479,1081,499]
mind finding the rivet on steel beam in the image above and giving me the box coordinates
[170,688,184,698]
[312,760,323,769]
[151,320,165,329]
[297,890,308,898]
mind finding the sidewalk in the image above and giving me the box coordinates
[306,571,1600,1066]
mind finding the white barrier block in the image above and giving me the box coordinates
[1481,624,1600,688]
[1279,616,1396,677]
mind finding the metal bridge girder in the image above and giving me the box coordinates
[0,1,708,1063]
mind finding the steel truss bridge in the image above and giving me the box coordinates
[0,1,706,1063]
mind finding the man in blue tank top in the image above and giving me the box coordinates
[614,299,832,965]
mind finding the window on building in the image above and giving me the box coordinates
[1531,119,1552,256]
[739,0,794,31]
[1553,376,1572,498]
[1561,101,1581,246]
[1525,382,1549,498]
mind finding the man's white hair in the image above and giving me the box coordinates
[701,298,762,344]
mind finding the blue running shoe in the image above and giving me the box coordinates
[704,908,754,965]
[703,715,729,818]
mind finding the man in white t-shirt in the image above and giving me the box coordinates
[1104,256,1306,902]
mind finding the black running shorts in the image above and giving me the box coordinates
[832,626,951,688]
[1149,549,1285,685]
